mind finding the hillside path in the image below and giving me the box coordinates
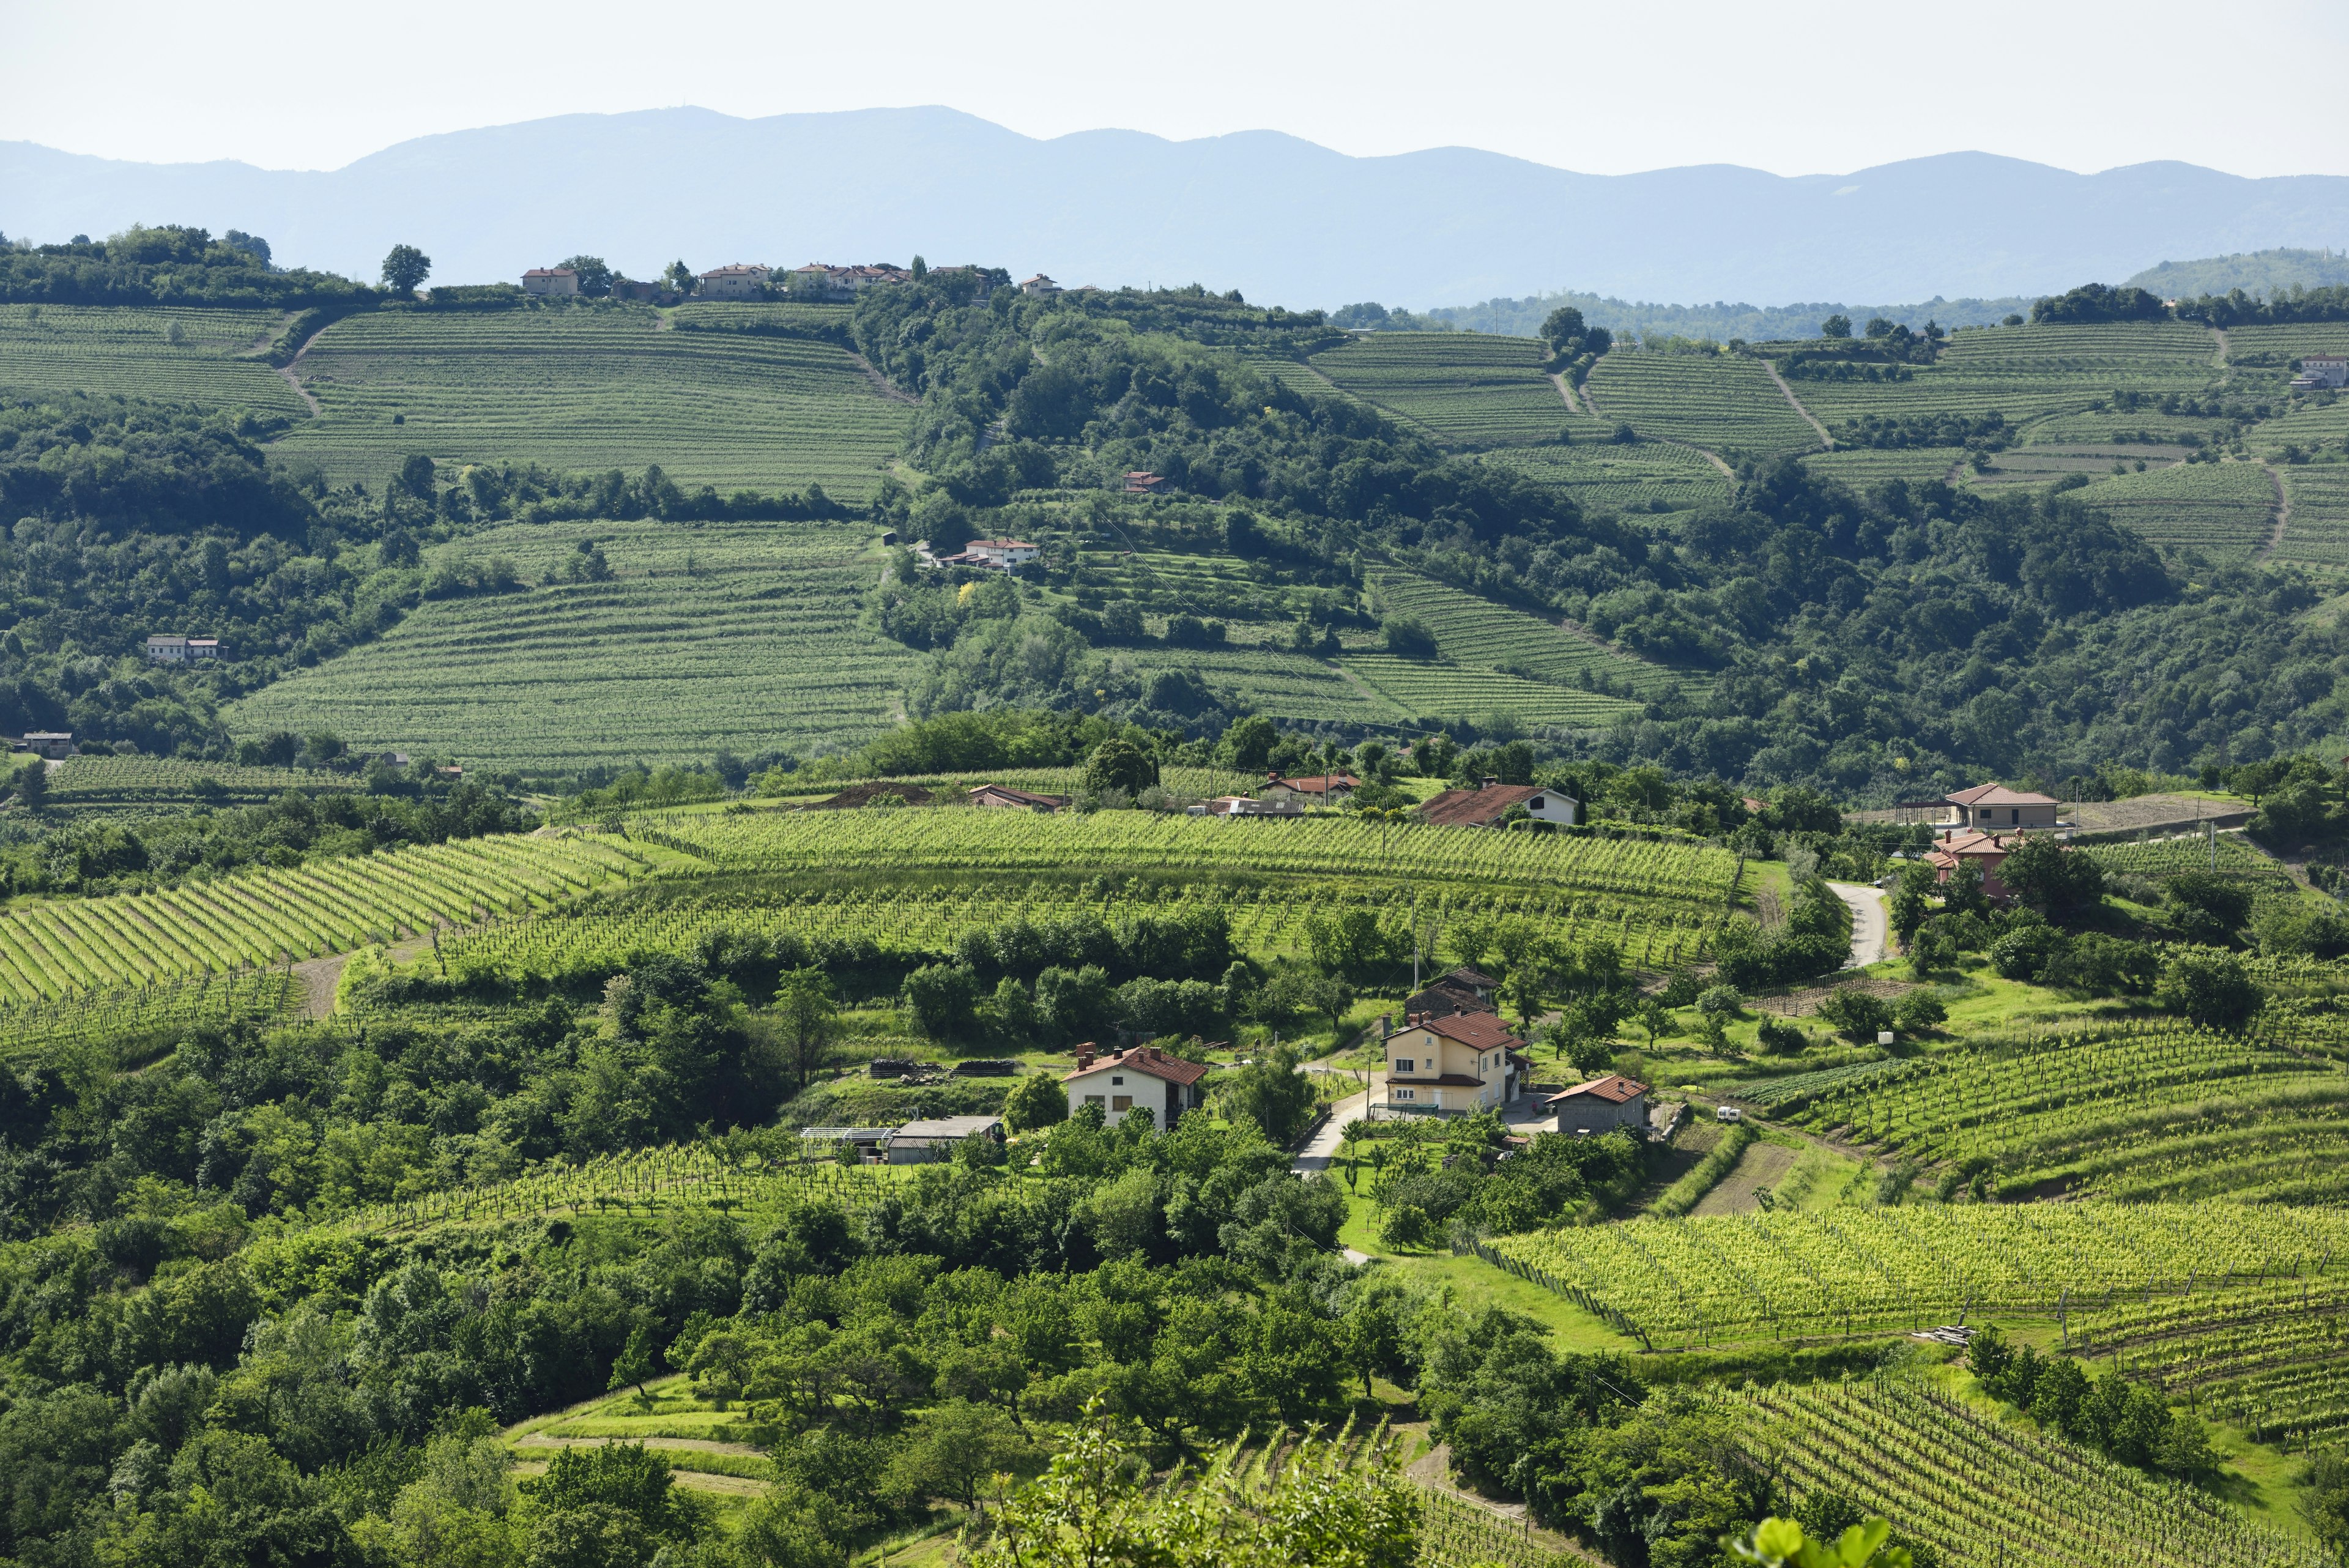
[1825,880,1889,968]
[1761,358,1833,449]
[2258,463,2291,560]
[847,351,919,405]
[1548,370,1585,416]
[272,314,336,418]
[293,954,346,1019]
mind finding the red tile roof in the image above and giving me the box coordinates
[1062,1045,1211,1087]
[1946,784,2059,808]
[969,784,1069,808]
[1546,1073,1649,1105]
[1445,965,1500,990]
[1398,1011,1524,1051]
[1419,784,1556,827]
[1265,773,1358,793]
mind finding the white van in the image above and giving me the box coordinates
[1716,1105,1744,1124]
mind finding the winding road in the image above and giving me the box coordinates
[1826,880,1890,968]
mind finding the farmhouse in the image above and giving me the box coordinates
[1545,1073,1650,1135]
[1192,795,1304,817]
[968,783,1068,812]
[886,1115,1006,1164]
[1380,1009,1527,1115]
[521,267,579,296]
[1894,784,2062,831]
[1021,274,1062,297]
[1123,471,1166,496]
[697,264,772,300]
[1405,964,1501,1020]
[1261,771,1357,804]
[1063,1045,1210,1128]
[1926,829,2018,898]
[1419,782,1580,829]
[144,634,220,663]
[2292,354,2349,390]
[20,732,73,759]
[962,538,1039,570]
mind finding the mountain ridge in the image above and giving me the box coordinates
[5,105,2349,309]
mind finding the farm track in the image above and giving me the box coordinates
[2259,462,2291,560]
[1760,358,1834,449]
[272,313,336,419]
[1578,374,1736,482]
[293,953,346,1019]
[1548,370,1584,416]
[848,349,918,405]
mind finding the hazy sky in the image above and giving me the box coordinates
[7,0,2349,179]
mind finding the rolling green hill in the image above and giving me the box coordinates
[0,302,309,416]
[1306,333,1594,447]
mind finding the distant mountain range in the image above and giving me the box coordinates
[5,106,2348,310]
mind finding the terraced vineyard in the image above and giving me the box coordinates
[1779,1024,2349,1203]
[1367,571,1692,696]
[436,877,1728,986]
[2073,1274,2349,1450]
[633,807,1742,902]
[268,307,909,494]
[1482,1202,2349,1348]
[1335,652,1643,727]
[225,519,922,772]
[0,830,650,1004]
[1734,1378,2322,1568]
[2274,464,2349,569]
[2225,324,2349,363]
[0,303,308,415]
[44,754,361,804]
[1966,445,2191,488]
[1794,323,2221,436]
[1481,440,1734,517]
[2068,461,2277,559]
[1306,333,1591,447]
[1118,644,1397,724]
[2082,830,2292,886]
[1583,352,1820,457]
[0,969,302,1059]
[1801,446,1969,487]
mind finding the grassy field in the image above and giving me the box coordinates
[1367,570,1694,697]
[0,303,310,416]
[268,307,909,495]
[1583,352,1820,457]
[2275,464,2349,570]
[2068,460,2278,558]
[224,518,921,772]
[1480,440,1734,517]
[1306,333,1594,448]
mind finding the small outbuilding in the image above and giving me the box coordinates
[1546,1074,1651,1135]
[969,784,1069,812]
[887,1115,1006,1164]
[20,732,73,759]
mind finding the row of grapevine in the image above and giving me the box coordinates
[1482,1202,2349,1348]
[0,968,301,1059]
[628,808,1742,905]
[0,831,652,1005]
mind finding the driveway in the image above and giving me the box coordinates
[1293,1074,1379,1173]
[1826,880,1890,968]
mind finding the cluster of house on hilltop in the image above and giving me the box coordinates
[1888,782,2077,900]
[521,262,997,302]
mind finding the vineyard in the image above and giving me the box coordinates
[0,830,651,1004]
[627,808,1743,903]
[430,876,1731,985]
[1115,645,1401,726]
[267,307,909,494]
[1583,352,1820,457]
[1800,446,1968,487]
[1793,323,2222,436]
[1305,333,1592,448]
[1480,1202,2349,1348]
[224,519,924,772]
[0,968,302,1059]
[1480,441,1735,518]
[2068,461,2279,560]
[42,754,362,804]
[1773,1023,2349,1203]
[1365,570,1693,697]
[1734,1377,2323,1568]
[2080,830,2292,886]
[2274,464,2349,571]
[1334,652,1645,729]
[0,303,308,415]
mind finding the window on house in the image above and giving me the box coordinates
[1110,1076,1124,1085]
[1394,1058,1414,1073]
[1393,1088,1415,1101]
[1111,1095,1132,1112]
[1085,1094,1105,1106]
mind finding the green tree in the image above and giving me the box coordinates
[2156,949,2261,1030]
[380,243,431,296]
[1887,861,1937,944]
[772,967,837,1091]
[1082,737,1157,798]
[1820,314,1854,339]
[606,1321,658,1397]
[1003,1070,1068,1133]
[1995,834,2104,918]
[1540,305,1587,350]
[662,259,696,295]
[904,964,981,1039]
[1733,1515,1912,1568]
[1383,616,1438,659]
[1217,1042,1316,1143]
[885,1399,1039,1513]
[558,255,614,297]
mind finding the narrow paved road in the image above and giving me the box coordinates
[1294,1076,1378,1174]
[1826,880,1890,968]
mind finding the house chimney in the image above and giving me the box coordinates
[1482,776,1499,788]
[1077,1050,1094,1070]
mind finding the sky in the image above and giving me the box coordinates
[5,0,2349,179]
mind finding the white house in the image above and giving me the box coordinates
[1380,1009,1527,1115]
[963,538,1039,570]
[1418,784,1581,829]
[1545,1074,1651,1135]
[1063,1045,1210,1129]
[521,267,580,297]
[697,264,773,300]
[2291,354,2348,390]
[144,634,220,663]
[1021,274,1062,297]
